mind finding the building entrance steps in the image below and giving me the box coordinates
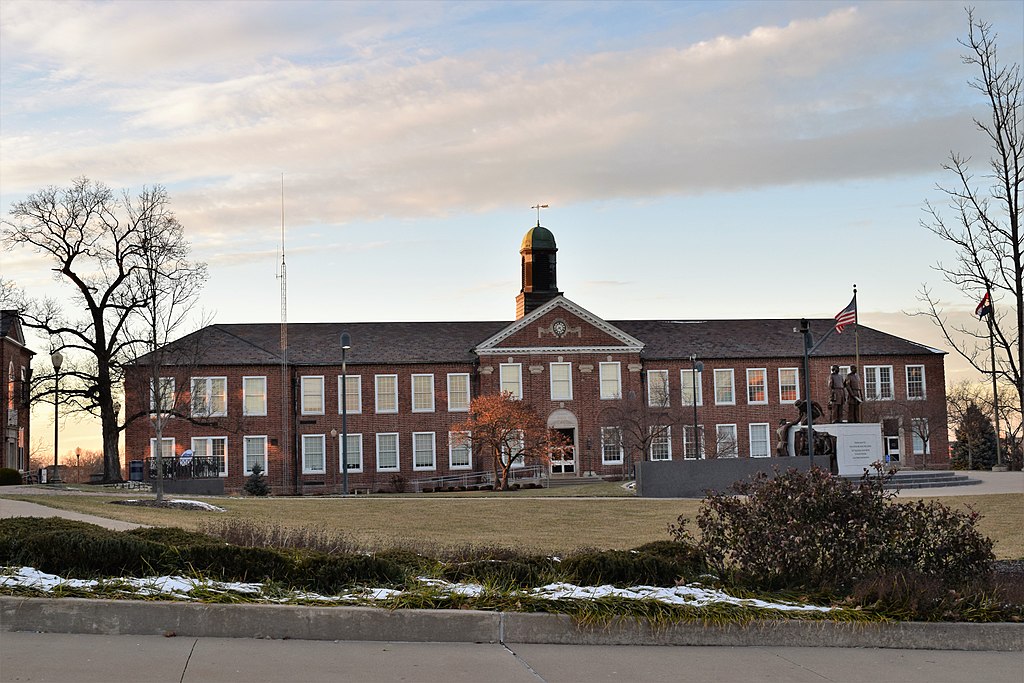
[840,470,982,490]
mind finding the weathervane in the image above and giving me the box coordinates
[531,203,549,226]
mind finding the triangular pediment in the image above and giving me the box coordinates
[474,297,644,355]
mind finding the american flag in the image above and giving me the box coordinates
[834,296,857,334]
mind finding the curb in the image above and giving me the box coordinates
[2,597,1021,651]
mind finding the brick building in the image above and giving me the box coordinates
[1,310,34,474]
[124,224,949,494]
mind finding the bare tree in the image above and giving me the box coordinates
[861,395,947,468]
[599,388,690,475]
[2,178,207,483]
[916,10,1023,427]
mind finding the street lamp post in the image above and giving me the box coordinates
[340,332,352,497]
[689,355,703,459]
[50,350,63,484]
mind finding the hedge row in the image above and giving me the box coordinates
[0,517,707,592]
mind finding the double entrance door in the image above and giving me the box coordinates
[550,427,576,474]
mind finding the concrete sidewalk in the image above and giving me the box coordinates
[1,632,1022,683]
[0,496,144,531]
[895,470,1024,497]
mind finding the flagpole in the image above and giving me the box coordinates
[853,284,860,370]
[986,287,1003,468]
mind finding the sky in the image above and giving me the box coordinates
[1,0,1022,457]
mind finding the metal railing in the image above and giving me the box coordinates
[144,456,224,480]
[412,464,549,492]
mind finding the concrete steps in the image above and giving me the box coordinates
[841,470,981,490]
[546,476,602,488]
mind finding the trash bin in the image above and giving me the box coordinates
[129,460,144,482]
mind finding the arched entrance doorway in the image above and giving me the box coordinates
[547,409,578,475]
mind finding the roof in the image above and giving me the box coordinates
[520,225,557,251]
[145,318,942,367]
[1,310,33,353]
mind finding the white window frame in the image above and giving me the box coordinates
[412,431,437,471]
[864,365,894,401]
[150,437,175,460]
[375,374,399,414]
[778,368,800,404]
[338,375,362,414]
[683,425,705,460]
[150,377,176,415]
[648,370,670,407]
[601,426,624,464]
[749,423,771,458]
[301,376,325,415]
[550,362,573,401]
[599,362,622,400]
[716,424,739,458]
[906,365,926,400]
[301,434,326,474]
[192,435,228,477]
[447,373,471,412]
[339,433,363,473]
[449,431,472,470]
[649,426,672,461]
[376,432,400,471]
[191,376,227,417]
[243,435,268,475]
[911,418,930,455]
[243,376,267,416]
[714,369,735,405]
[411,374,435,412]
[499,363,522,400]
[680,369,702,407]
[746,368,767,405]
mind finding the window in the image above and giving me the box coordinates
[599,362,621,399]
[193,436,228,476]
[716,424,738,458]
[151,377,175,414]
[410,374,435,412]
[301,434,325,474]
[778,368,799,403]
[746,368,767,404]
[680,369,702,406]
[191,377,227,417]
[500,363,522,399]
[301,376,325,415]
[649,427,672,461]
[906,365,926,400]
[749,423,771,458]
[550,362,573,400]
[340,433,363,472]
[244,436,268,474]
[601,426,623,464]
[375,375,398,413]
[864,365,894,401]
[911,418,930,455]
[150,437,175,460]
[338,375,362,414]
[683,426,705,459]
[412,432,436,470]
[376,433,399,471]
[243,377,267,416]
[500,430,525,468]
[449,431,472,469]
[714,369,735,405]
[648,370,670,407]
[447,373,470,412]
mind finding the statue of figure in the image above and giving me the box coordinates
[795,398,823,425]
[845,365,863,423]
[827,365,846,423]
[775,418,792,456]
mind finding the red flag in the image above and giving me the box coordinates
[975,292,992,319]
[834,296,857,334]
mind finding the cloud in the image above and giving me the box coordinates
[1,1,1018,244]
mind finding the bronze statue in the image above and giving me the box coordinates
[827,365,846,423]
[845,365,863,423]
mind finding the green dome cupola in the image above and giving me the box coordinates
[516,220,561,319]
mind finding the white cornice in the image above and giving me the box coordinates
[477,346,640,356]
[474,296,645,353]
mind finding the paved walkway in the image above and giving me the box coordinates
[1,632,1021,683]
[0,495,144,530]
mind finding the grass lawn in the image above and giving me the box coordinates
[3,487,1021,558]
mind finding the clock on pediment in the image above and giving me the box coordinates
[552,319,567,337]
